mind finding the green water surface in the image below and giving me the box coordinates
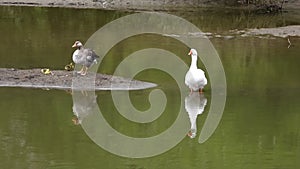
[0,6,299,169]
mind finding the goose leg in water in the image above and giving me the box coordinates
[199,88,203,93]
[190,88,193,94]
[77,66,84,74]
[81,66,88,76]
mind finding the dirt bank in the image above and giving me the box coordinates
[0,68,157,91]
[0,0,300,11]
[244,25,300,38]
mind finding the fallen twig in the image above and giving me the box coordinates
[287,37,291,48]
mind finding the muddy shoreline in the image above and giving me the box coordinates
[1,0,300,11]
[0,68,157,91]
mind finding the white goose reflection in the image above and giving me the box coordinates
[185,92,207,138]
[72,91,97,125]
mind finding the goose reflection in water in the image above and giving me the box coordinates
[72,91,97,125]
[185,92,207,138]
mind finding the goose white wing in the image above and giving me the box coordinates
[185,69,207,91]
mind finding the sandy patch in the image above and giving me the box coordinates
[245,25,300,38]
[0,68,157,91]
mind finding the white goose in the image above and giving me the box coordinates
[185,49,207,93]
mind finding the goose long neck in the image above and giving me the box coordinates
[190,54,198,69]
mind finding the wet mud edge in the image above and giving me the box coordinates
[0,68,157,91]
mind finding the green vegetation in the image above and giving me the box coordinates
[237,0,286,13]
[198,0,286,13]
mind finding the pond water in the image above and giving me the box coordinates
[0,6,300,169]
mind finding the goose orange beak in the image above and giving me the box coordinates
[72,43,76,48]
[188,50,192,55]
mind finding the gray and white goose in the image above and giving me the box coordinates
[71,41,99,75]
